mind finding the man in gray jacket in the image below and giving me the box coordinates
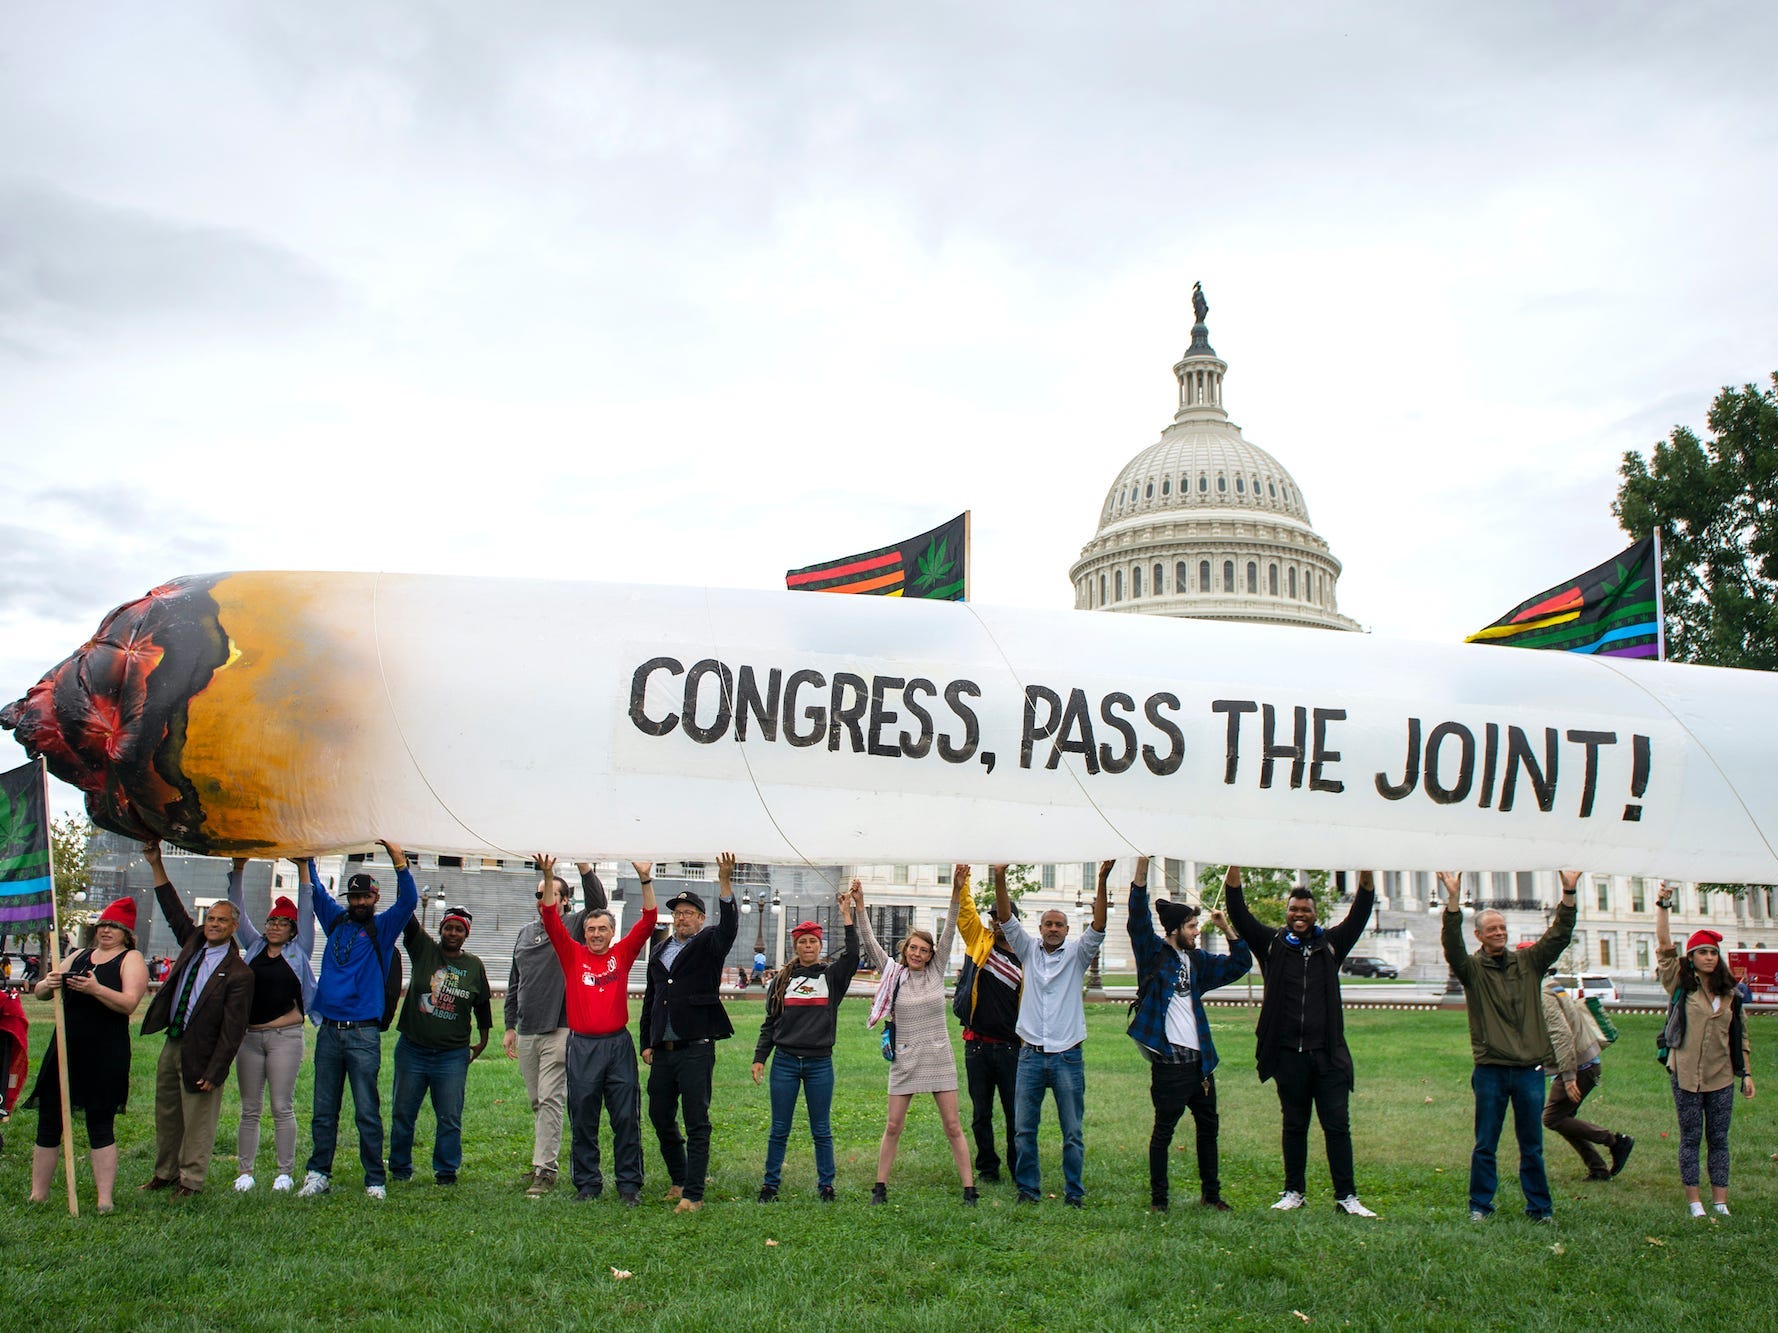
[1538,964,1632,1181]
[504,862,602,1195]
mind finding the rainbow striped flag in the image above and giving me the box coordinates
[1466,536,1662,659]
[785,513,969,600]
[0,760,55,935]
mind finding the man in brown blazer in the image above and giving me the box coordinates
[139,840,255,1196]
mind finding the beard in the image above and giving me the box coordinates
[348,903,375,924]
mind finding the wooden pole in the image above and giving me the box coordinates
[39,759,78,1216]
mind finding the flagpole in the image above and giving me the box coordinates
[1652,528,1668,661]
[962,509,972,603]
[38,759,79,1216]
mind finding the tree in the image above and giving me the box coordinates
[50,813,93,924]
[1613,372,1778,670]
[1196,864,1333,932]
[970,863,1039,919]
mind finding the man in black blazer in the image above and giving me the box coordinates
[640,852,738,1212]
[138,840,255,1196]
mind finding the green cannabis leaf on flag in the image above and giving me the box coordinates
[914,536,953,591]
[0,782,36,857]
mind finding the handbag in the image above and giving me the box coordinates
[880,972,905,1063]
[1656,988,1686,1066]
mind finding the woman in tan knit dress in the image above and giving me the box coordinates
[856,873,976,1204]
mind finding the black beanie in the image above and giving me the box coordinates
[1154,898,1198,933]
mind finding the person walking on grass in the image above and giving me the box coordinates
[298,840,418,1200]
[504,862,602,1196]
[1440,867,1577,1225]
[1000,860,1107,1208]
[536,855,657,1206]
[388,905,492,1186]
[640,853,739,1212]
[1128,857,1251,1213]
[751,885,860,1202]
[1537,959,1633,1183]
[226,857,319,1193]
[138,839,255,1197]
[1223,865,1379,1217]
[1655,884,1754,1219]
[859,871,975,1205]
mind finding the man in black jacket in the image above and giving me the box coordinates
[138,839,255,1196]
[1224,866,1378,1218]
[640,852,739,1212]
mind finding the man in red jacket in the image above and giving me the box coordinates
[535,854,658,1205]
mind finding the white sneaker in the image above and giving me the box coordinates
[296,1171,331,1198]
[365,1184,387,1200]
[1688,1201,1707,1218]
[1713,1202,1732,1217]
[272,1174,295,1192]
[233,1173,256,1193]
[1334,1194,1378,1218]
[1271,1190,1307,1211]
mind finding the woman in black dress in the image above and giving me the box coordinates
[28,896,148,1212]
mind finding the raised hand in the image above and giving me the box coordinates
[1437,871,1462,905]
[1558,870,1581,894]
[716,852,736,884]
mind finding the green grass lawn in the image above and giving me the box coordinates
[2,999,1770,1331]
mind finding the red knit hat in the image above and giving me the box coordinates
[97,897,138,931]
[268,896,299,922]
[1685,929,1723,954]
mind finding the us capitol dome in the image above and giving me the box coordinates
[1069,283,1361,632]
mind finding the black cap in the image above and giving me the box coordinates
[665,890,706,914]
[345,872,378,895]
[1154,898,1199,933]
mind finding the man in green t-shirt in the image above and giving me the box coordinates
[390,906,492,1185]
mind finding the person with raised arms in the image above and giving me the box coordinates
[999,859,1106,1208]
[1440,867,1577,1224]
[298,839,418,1200]
[504,861,602,1196]
[640,853,738,1212]
[387,903,492,1186]
[138,838,255,1197]
[1128,857,1251,1212]
[751,882,860,1202]
[226,856,319,1193]
[535,854,657,1205]
[1655,883,1754,1218]
[953,868,1024,1187]
[1223,865,1378,1217]
[859,870,974,1204]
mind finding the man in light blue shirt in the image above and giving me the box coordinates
[994,860,1109,1207]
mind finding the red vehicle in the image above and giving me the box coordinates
[1727,949,1778,1003]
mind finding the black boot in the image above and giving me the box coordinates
[870,1182,889,1205]
[962,1186,979,1205]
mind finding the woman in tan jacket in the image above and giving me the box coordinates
[1655,884,1754,1218]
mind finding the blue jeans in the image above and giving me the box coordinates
[306,1024,386,1186]
[1470,1064,1551,1217]
[389,1037,472,1180]
[762,1053,836,1191]
[1013,1045,1086,1202]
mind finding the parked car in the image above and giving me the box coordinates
[1341,956,1400,979]
[1550,973,1618,1004]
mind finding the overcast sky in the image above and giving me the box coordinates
[5,2,1777,814]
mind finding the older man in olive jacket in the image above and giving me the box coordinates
[1440,868,1578,1224]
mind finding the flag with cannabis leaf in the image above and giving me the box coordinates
[0,760,55,934]
[785,512,969,601]
[1466,536,1662,659]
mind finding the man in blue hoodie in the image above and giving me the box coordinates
[297,839,418,1200]
[1126,856,1252,1212]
